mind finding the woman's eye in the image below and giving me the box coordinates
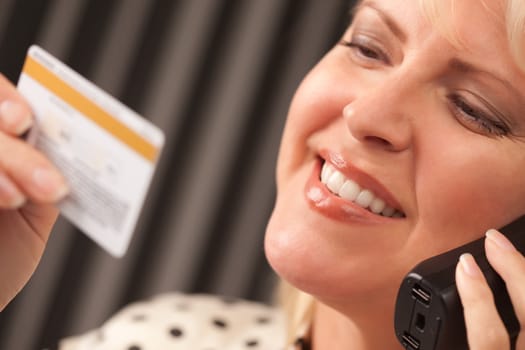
[448,94,510,137]
[340,39,391,65]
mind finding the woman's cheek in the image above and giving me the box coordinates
[286,62,359,138]
[414,140,525,249]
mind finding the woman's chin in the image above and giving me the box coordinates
[264,217,362,300]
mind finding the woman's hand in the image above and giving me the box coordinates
[456,229,525,349]
[0,74,68,310]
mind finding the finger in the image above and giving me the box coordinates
[485,229,525,329]
[0,170,26,209]
[0,74,33,136]
[0,132,68,203]
[456,253,510,350]
[0,100,33,136]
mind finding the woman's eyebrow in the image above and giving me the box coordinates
[356,0,407,43]
[449,58,521,101]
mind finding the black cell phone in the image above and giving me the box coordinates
[394,216,525,350]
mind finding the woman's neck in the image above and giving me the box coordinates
[310,296,404,350]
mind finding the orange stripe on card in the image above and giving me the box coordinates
[22,56,159,162]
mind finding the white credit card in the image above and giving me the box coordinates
[17,45,165,257]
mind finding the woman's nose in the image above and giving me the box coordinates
[343,79,415,152]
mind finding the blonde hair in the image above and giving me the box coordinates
[277,281,315,346]
[507,0,525,70]
[279,0,525,347]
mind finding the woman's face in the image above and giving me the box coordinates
[265,0,525,311]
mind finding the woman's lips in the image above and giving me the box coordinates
[304,158,405,224]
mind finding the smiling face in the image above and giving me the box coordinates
[265,0,525,314]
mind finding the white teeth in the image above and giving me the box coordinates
[370,198,386,214]
[327,171,345,194]
[356,190,374,208]
[381,206,396,217]
[321,162,335,183]
[339,180,361,202]
[320,161,404,218]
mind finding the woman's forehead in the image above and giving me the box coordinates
[419,0,507,42]
[356,0,507,37]
[419,0,525,76]
[357,0,517,70]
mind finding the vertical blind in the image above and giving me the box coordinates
[0,0,353,349]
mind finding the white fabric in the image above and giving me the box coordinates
[59,293,288,350]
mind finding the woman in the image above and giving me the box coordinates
[1,0,524,348]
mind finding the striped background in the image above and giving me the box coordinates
[0,0,353,349]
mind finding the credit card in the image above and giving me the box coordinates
[17,45,165,257]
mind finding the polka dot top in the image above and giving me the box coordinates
[57,293,310,350]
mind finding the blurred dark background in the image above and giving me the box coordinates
[0,0,353,349]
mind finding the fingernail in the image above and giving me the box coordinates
[459,253,482,277]
[0,100,33,135]
[0,174,25,208]
[486,229,515,251]
[33,168,69,200]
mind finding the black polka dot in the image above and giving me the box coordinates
[245,339,259,347]
[95,330,105,342]
[255,316,271,324]
[169,327,184,338]
[131,314,147,322]
[221,296,239,304]
[212,318,228,329]
[294,338,310,349]
[175,302,190,311]
[128,345,141,350]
